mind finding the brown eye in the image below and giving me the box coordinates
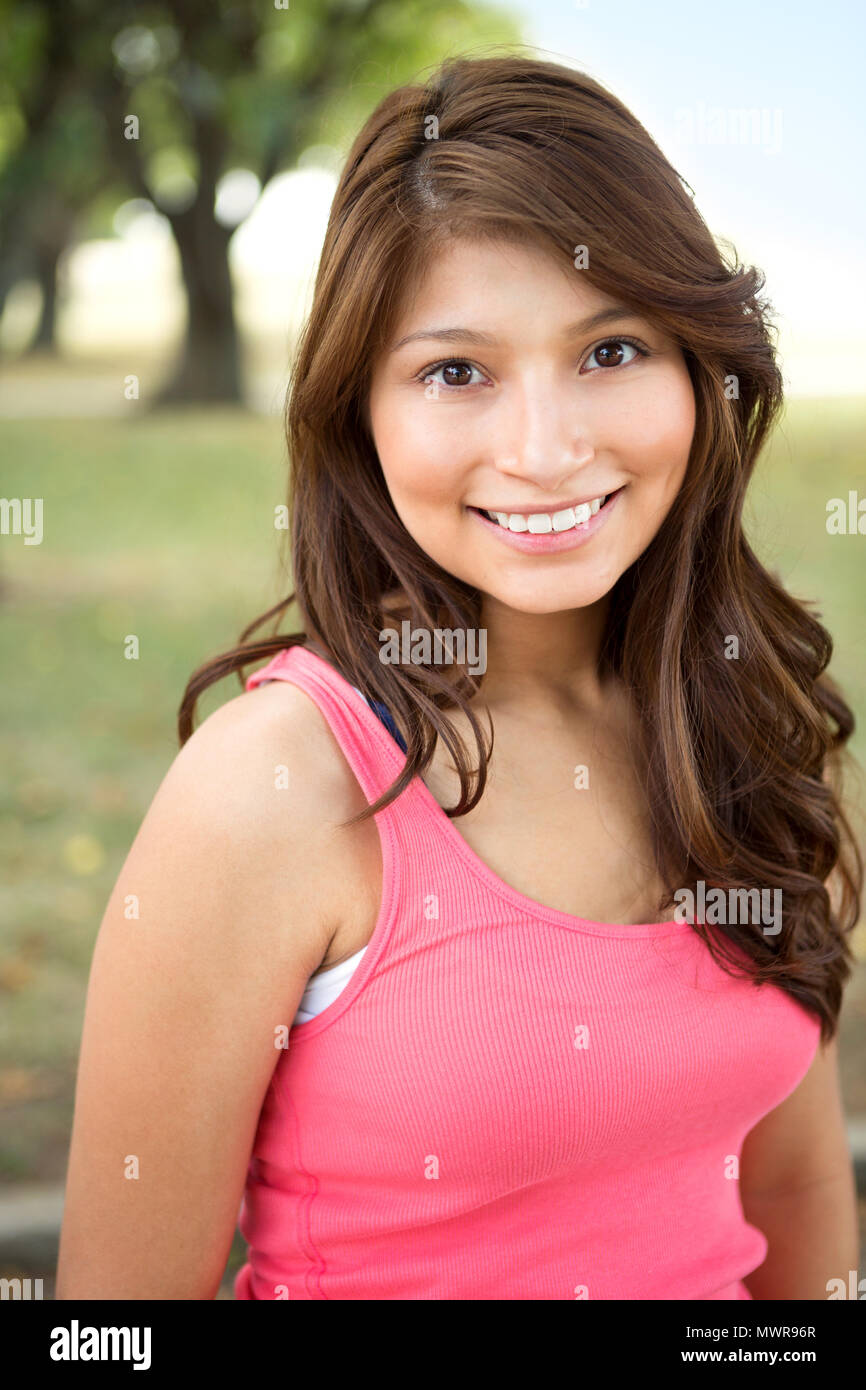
[420,359,484,391]
[596,343,625,366]
[584,339,643,371]
[441,363,473,386]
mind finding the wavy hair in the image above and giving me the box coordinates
[179,53,862,1042]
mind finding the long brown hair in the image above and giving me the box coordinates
[179,52,862,1042]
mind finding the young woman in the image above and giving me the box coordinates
[57,54,862,1301]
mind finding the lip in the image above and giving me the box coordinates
[466,485,625,553]
[473,489,618,515]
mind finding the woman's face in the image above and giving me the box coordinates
[366,236,696,616]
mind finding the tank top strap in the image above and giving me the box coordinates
[245,643,409,809]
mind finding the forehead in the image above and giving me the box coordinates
[388,236,620,334]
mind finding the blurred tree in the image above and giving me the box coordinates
[0,0,522,404]
[0,0,112,350]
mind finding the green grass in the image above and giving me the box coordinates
[745,396,866,768]
[0,407,299,1179]
[0,397,864,1181]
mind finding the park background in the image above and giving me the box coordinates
[1,0,864,1298]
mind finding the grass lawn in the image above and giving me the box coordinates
[1,396,865,1182]
[0,406,299,1179]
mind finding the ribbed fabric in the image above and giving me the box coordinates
[234,643,821,1301]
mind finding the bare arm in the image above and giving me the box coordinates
[739,1035,859,1300]
[56,682,346,1299]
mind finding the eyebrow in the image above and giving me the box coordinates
[389,305,643,353]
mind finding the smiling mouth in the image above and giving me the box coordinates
[468,486,625,534]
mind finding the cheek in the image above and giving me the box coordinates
[620,373,695,485]
[374,401,470,505]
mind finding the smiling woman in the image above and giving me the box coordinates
[366,239,695,594]
[57,53,861,1303]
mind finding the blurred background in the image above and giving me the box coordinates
[1,0,864,1299]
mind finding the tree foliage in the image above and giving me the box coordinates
[0,0,522,398]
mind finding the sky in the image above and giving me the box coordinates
[1,0,862,402]
[509,0,865,396]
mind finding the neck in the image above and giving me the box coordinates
[473,593,613,713]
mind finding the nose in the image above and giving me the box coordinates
[490,376,595,493]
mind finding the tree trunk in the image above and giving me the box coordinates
[25,238,61,352]
[158,205,242,405]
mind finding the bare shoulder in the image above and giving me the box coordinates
[88,668,373,991]
[173,672,363,827]
[156,672,371,945]
[55,672,367,1297]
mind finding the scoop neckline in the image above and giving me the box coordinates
[292,643,690,939]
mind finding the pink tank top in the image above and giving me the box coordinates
[233,643,821,1300]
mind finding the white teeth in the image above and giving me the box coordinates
[482,497,608,532]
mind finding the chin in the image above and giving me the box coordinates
[482,575,620,614]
